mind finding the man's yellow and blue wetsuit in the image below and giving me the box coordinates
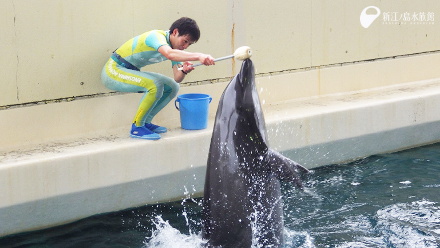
[101,30,181,139]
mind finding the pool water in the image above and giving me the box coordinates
[1,143,440,247]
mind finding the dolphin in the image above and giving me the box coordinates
[202,59,309,248]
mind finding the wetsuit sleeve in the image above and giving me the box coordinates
[172,61,183,67]
[145,31,169,51]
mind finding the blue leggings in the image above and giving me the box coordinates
[101,59,179,126]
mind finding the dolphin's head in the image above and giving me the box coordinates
[234,59,258,114]
[236,59,254,88]
[232,59,268,152]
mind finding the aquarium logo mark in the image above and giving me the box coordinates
[360,5,436,28]
[360,6,381,28]
[382,11,435,25]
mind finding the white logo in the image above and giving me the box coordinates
[360,6,381,28]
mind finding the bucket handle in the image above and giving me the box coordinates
[174,96,213,111]
[175,98,180,111]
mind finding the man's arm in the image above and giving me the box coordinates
[159,45,214,82]
[158,45,215,66]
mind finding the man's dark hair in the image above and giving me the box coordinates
[169,17,200,42]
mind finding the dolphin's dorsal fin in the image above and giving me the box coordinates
[266,149,309,188]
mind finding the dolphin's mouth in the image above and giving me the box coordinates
[238,59,254,85]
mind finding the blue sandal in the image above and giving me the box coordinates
[130,124,161,140]
[145,123,167,133]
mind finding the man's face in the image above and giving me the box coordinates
[171,29,195,50]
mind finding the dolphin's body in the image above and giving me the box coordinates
[202,59,309,248]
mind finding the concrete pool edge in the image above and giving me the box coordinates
[2,78,440,236]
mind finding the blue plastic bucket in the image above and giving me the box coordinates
[175,93,212,130]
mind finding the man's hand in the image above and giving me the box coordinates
[199,54,215,66]
[183,61,194,73]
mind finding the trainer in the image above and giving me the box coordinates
[101,17,215,140]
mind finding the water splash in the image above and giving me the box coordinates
[145,197,440,248]
[143,216,207,248]
[375,200,440,247]
[283,228,315,248]
[144,215,319,248]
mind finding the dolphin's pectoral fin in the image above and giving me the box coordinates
[266,149,309,188]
